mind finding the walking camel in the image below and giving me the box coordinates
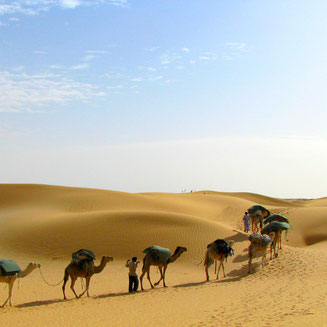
[0,261,40,307]
[204,239,235,281]
[248,233,276,273]
[247,205,271,233]
[140,245,187,290]
[262,221,291,253]
[62,255,113,299]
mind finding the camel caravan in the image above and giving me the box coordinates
[0,204,291,307]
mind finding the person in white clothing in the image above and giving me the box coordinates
[125,256,140,292]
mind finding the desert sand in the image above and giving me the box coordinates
[0,184,327,326]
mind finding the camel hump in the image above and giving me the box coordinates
[72,249,96,263]
[0,259,21,276]
[264,214,290,225]
[249,233,271,246]
[262,221,290,234]
[143,246,171,262]
[248,205,270,217]
[207,239,228,249]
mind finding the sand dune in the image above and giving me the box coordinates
[0,184,327,326]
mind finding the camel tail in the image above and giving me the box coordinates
[63,268,69,284]
[203,252,214,267]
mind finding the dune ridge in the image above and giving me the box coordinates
[0,184,327,326]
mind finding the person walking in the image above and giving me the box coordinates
[125,256,140,292]
[243,211,250,233]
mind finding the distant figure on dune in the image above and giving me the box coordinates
[126,256,140,293]
[243,211,250,233]
[139,245,187,290]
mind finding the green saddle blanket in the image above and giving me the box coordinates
[0,259,21,276]
[143,246,171,263]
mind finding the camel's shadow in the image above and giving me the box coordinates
[15,298,69,308]
[94,291,135,299]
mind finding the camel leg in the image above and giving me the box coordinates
[139,270,145,291]
[205,262,210,281]
[62,270,69,300]
[2,278,14,307]
[162,265,168,287]
[154,266,163,286]
[79,277,90,298]
[70,275,79,299]
[262,252,268,268]
[217,260,226,279]
[147,267,154,289]
[248,257,253,274]
[248,246,254,274]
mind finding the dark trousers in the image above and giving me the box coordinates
[129,275,139,292]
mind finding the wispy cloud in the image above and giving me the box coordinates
[70,63,89,70]
[0,70,106,113]
[223,42,248,60]
[60,0,81,9]
[0,1,129,16]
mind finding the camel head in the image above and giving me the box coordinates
[227,240,235,248]
[29,262,41,269]
[174,246,187,256]
[102,256,114,263]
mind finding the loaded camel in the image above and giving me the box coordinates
[204,239,235,281]
[140,245,187,290]
[0,261,40,307]
[62,254,113,300]
[247,205,271,233]
[248,233,277,273]
[262,221,291,253]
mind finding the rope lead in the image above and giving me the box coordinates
[38,267,64,287]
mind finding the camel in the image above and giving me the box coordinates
[0,262,40,307]
[139,245,187,290]
[247,205,271,233]
[62,255,113,300]
[248,233,275,273]
[269,230,282,259]
[262,221,290,251]
[204,239,235,281]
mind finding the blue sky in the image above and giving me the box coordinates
[1,0,327,198]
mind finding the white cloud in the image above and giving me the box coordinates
[60,0,81,9]
[144,46,160,52]
[223,42,248,60]
[182,47,190,52]
[0,70,106,112]
[0,1,129,16]
[70,63,89,70]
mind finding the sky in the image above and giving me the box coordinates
[1,0,327,198]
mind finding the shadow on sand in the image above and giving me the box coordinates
[15,298,69,308]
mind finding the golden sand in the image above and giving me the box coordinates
[0,184,326,326]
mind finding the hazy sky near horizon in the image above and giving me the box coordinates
[1,0,327,198]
